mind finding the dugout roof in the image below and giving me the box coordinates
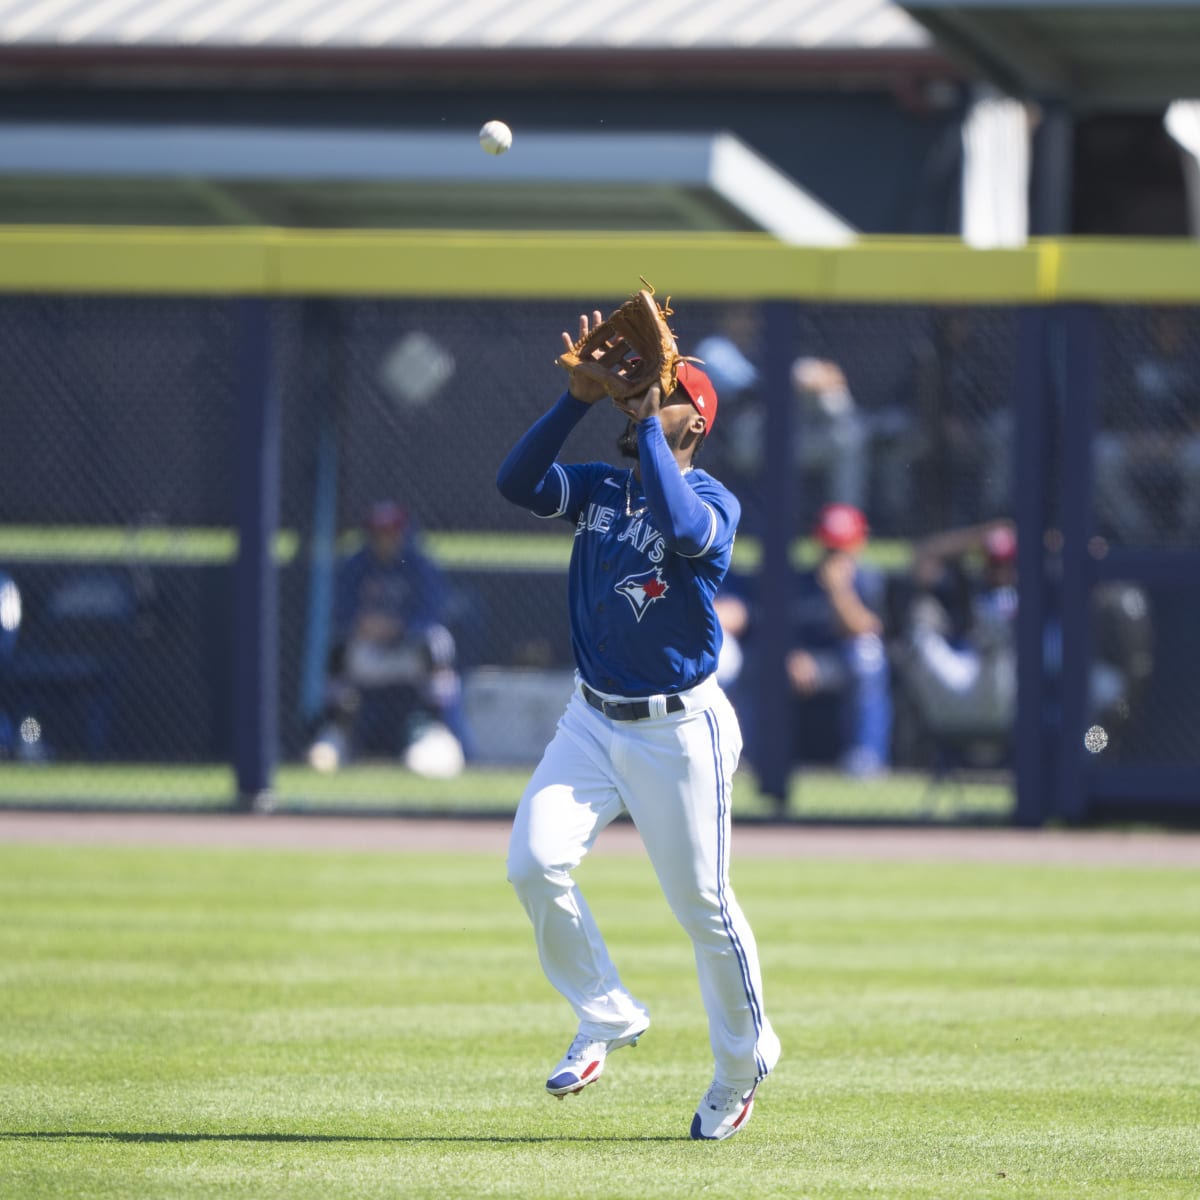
[901,0,1200,109]
[0,1,945,237]
[0,124,857,242]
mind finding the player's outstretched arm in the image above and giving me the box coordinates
[496,394,590,514]
[498,309,612,511]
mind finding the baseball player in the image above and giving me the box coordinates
[496,308,781,1141]
[306,501,465,777]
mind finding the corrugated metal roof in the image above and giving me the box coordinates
[0,0,931,51]
[903,1,1200,108]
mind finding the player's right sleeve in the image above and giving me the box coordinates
[496,392,591,518]
[638,418,740,558]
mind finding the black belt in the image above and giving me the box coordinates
[581,683,685,722]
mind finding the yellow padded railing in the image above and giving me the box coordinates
[4,226,1200,302]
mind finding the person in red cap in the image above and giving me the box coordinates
[497,304,780,1141]
[793,503,892,776]
[717,502,892,780]
[306,499,466,778]
[813,501,869,553]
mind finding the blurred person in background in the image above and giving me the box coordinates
[905,309,1012,529]
[717,502,891,779]
[695,308,921,536]
[691,303,767,534]
[892,520,1148,758]
[894,520,1020,747]
[1094,307,1200,544]
[726,355,870,516]
[693,303,762,413]
[306,500,466,778]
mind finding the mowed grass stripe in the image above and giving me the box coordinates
[0,763,1013,822]
[0,846,1197,1199]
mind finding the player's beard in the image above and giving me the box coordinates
[617,418,689,460]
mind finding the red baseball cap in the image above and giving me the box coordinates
[363,500,409,533]
[676,362,718,432]
[814,503,868,550]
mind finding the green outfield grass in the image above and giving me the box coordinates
[1,841,1197,1199]
[0,762,1012,822]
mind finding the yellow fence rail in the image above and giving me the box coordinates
[5,226,1200,302]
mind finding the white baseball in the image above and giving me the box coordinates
[479,120,512,156]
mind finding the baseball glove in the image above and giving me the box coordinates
[556,279,683,401]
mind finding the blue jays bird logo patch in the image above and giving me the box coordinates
[616,567,669,622]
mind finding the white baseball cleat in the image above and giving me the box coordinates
[690,1080,757,1140]
[545,1017,650,1097]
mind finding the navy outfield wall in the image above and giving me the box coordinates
[1,262,1198,819]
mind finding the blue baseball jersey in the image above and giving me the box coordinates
[497,393,739,696]
[332,539,448,643]
[791,559,887,652]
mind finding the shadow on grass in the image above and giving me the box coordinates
[1,1130,685,1144]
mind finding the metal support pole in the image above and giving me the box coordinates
[1013,307,1051,827]
[298,301,342,727]
[755,300,797,812]
[1056,305,1098,822]
[1030,99,1074,236]
[232,299,281,812]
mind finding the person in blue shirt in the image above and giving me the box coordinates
[306,500,465,778]
[717,502,892,780]
[787,503,892,777]
[496,307,780,1142]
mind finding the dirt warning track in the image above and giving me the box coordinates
[1,810,1198,867]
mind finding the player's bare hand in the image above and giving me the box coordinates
[560,310,604,355]
[563,311,609,404]
[786,649,821,696]
[613,384,662,423]
[817,552,855,594]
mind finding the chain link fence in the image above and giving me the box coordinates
[0,292,1189,811]
[1080,307,1200,771]
[0,297,236,786]
[1094,307,1200,548]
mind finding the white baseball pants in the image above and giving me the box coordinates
[507,674,781,1089]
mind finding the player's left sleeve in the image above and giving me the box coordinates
[638,417,738,557]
